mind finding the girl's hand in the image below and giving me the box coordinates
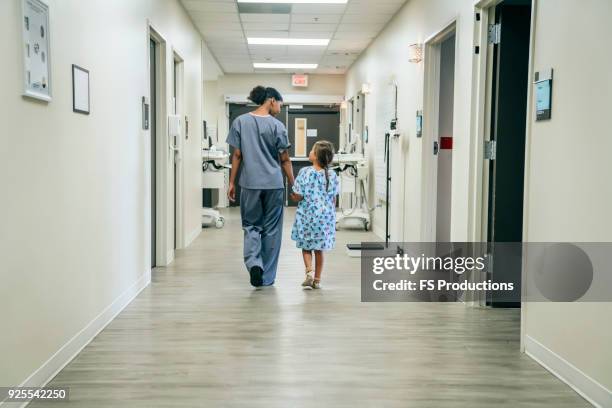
[290,193,303,202]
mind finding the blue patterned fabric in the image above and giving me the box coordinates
[291,166,339,251]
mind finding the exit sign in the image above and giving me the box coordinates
[292,74,309,87]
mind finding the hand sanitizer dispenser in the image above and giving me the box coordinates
[168,114,181,152]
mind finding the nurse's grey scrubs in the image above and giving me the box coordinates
[226,113,290,286]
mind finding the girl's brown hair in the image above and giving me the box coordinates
[313,140,335,191]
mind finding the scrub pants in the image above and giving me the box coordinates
[239,188,285,286]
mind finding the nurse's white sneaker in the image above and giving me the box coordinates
[302,269,314,288]
[312,280,321,289]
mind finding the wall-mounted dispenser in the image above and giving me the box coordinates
[168,114,181,153]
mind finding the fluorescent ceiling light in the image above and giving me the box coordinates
[248,38,329,46]
[239,0,347,3]
[254,63,318,69]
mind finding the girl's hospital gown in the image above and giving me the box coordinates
[291,167,340,251]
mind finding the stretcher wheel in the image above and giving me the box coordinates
[215,217,225,229]
[364,221,370,231]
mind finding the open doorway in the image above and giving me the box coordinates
[477,0,532,307]
[422,22,457,242]
[286,104,341,206]
[436,34,456,243]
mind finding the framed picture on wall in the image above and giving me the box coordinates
[22,0,52,102]
[72,64,90,115]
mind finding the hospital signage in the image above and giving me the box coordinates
[291,74,308,87]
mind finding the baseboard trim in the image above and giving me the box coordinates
[2,270,151,408]
[524,335,612,408]
[185,226,201,247]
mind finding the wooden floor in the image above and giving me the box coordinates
[33,208,589,407]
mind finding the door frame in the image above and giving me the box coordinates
[171,49,185,251]
[468,0,537,244]
[467,0,538,349]
[421,19,457,242]
[470,0,502,247]
[147,23,178,267]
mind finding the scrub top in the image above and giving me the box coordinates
[226,113,290,190]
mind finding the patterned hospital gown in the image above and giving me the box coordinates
[291,166,340,251]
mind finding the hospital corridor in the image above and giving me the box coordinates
[1,0,611,407]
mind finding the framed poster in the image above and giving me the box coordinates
[22,0,52,101]
[72,65,90,114]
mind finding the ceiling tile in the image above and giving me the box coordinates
[253,55,319,63]
[290,13,342,24]
[287,31,333,39]
[333,31,375,40]
[183,2,236,13]
[341,13,394,24]
[326,50,360,57]
[290,4,346,14]
[344,2,403,14]
[290,23,337,32]
[286,48,326,57]
[327,38,371,52]
[242,22,290,31]
[190,12,240,23]
[182,0,409,74]
[249,45,289,55]
[335,22,385,32]
[240,13,291,23]
[237,3,292,14]
[244,30,290,38]
[183,0,235,9]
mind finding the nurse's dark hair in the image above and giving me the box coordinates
[313,141,335,191]
[248,86,283,105]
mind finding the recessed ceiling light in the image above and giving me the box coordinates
[248,38,329,46]
[239,0,347,3]
[254,63,318,69]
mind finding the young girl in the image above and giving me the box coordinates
[290,141,339,289]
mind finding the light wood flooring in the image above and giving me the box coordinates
[31,208,589,407]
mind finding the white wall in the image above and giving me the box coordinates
[346,0,475,242]
[346,0,612,403]
[203,41,223,82]
[0,0,203,388]
[522,0,612,402]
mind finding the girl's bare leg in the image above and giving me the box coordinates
[302,250,313,271]
[314,250,324,282]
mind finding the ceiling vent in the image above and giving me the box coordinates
[237,3,292,14]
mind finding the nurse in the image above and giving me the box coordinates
[226,86,295,287]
